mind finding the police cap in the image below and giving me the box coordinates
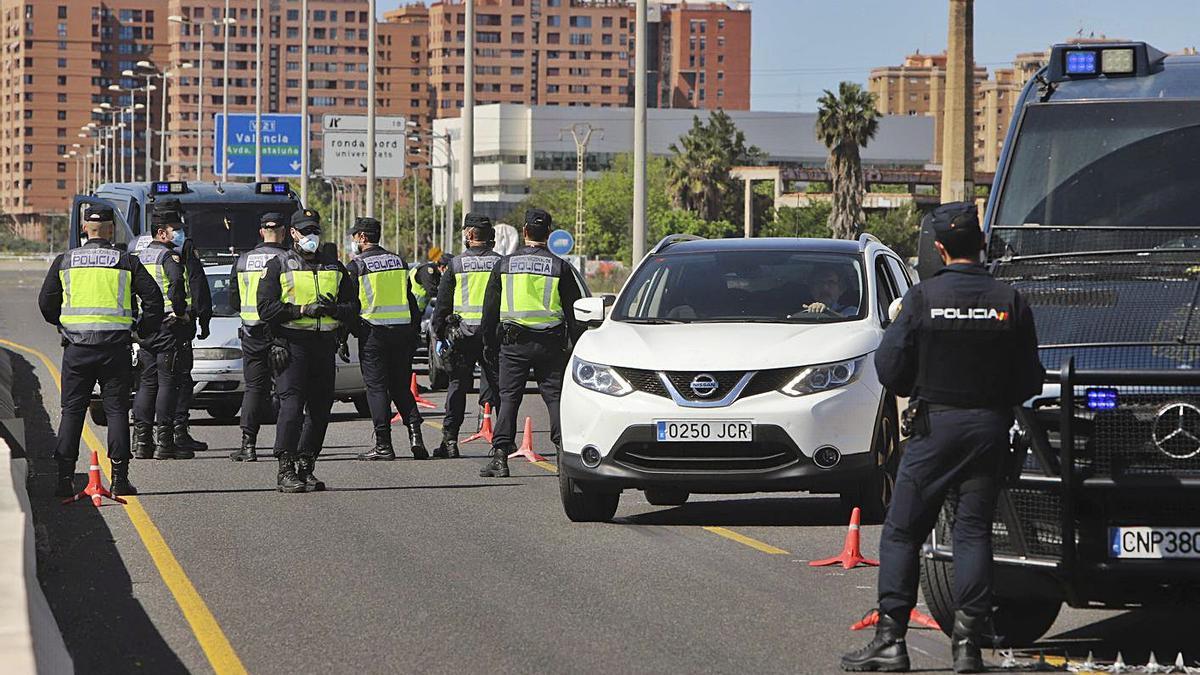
[85,205,114,223]
[925,202,981,250]
[524,208,552,239]
[291,208,321,233]
[350,217,381,236]
[259,212,285,229]
[463,212,495,239]
[438,254,453,267]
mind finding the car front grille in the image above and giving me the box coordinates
[614,367,801,404]
[612,440,800,473]
[941,488,1064,560]
[662,371,748,402]
[614,367,669,399]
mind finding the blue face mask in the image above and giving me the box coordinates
[298,233,320,254]
[171,230,186,248]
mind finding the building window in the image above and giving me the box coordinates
[602,16,613,28]
[569,16,591,28]
[58,162,67,172]
[58,5,68,19]
[546,16,560,27]
[512,15,524,26]
[57,110,66,120]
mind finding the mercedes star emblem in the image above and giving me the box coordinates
[689,374,719,398]
[1151,402,1200,460]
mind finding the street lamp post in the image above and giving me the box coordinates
[254,0,263,181]
[136,61,158,181]
[221,0,232,182]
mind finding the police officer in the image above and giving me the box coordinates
[256,208,358,493]
[479,209,581,478]
[169,203,213,454]
[346,216,427,461]
[39,205,164,497]
[227,212,290,462]
[131,201,194,460]
[841,205,1043,674]
[431,213,501,459]
[411,253,449,315]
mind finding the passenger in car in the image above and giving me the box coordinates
[803,265,858,317]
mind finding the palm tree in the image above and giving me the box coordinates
[667,111,762,223]
[815,82,881,239]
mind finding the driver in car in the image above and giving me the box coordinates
[803,265,857,316]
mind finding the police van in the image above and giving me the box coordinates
[917,43,1200,644]
[72,181,370,423]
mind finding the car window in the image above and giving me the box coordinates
[207,271,237,317]
[884,256,911,295]
[874,257,899,325]
[614,250,865,324]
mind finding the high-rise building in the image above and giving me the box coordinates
[649,0,751,110]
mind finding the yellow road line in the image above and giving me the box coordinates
[703,526,791,555]
[0,338,248,675]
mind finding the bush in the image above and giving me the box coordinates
[863,205,921,260]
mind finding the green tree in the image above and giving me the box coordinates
[760,203,833,239]
[815,82,881,240]
[863,204,922,260]
[666,110,763,223]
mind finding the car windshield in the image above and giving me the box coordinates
[992,101,1200,257]
[207,271,237,317]
[180,202,298,253]
[614,250,865,324]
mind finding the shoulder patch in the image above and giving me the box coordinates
[287,258,300,270]
[170,253,181,263]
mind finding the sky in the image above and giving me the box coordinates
[377,0,1200,112]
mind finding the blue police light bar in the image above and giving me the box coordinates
[1047,42,1167,82]
[151,181,188,194]
[1065,51,1098,75]
[1086,388,1119,411]
[256,181,290,195]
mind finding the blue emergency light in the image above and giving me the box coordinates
[256,182,290,195]
[152,181,188,194]
[1086,388,1119,411]
[1049,42,1166,82]
[1065,51,1098,75]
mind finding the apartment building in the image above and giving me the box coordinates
[650,0,750,110]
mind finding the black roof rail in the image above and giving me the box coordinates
[650,234,704,255]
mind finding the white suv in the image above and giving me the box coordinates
[558,234,914,522]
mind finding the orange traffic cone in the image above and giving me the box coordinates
[809,507,878,569]
[61,449,126,507]
[411,373,437,409]
[507,417,547,462]
[850,608,941,631]
[463,403,494,444]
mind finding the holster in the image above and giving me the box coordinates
[901,399,930,438]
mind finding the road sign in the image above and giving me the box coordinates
[548,229,575,257]
[214,113,304,178]
[321,114,408,178]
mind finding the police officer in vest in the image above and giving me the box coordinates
[131,202,194,460]
[38,205,164,497]
[168,202,213,455]
[431,213,501,459]
[411,253,449,315]
[256,208,359,492]
[841,205,1043,674]
[227,212,289,462]
[346,216,427,461]
[479,209,582,478]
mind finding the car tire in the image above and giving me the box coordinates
[88,402,108,427]
[644,487,689,506]
[841,396,900,523]
[920,552,1062,646]
[204,403,241,422]
[352,396,372,418]
[559,465,619,522]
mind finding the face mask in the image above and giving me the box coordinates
[298,233,320,254]
[171,230,186,248]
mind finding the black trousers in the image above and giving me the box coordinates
[239,329,273,438]
[491,334,567,451]
[273,333,336,459]
[55,343,132,463]
[132,341,182,426]
[359,325,422,439]
[442,334,499,434]
[172,341,194,424]
[877,407,1011,623]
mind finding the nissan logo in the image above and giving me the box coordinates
[689,374,719,398]
[1152,402,1200,460]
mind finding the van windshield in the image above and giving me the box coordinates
[180,202,298,253]
[614,250,865,324]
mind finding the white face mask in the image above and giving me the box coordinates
[298,233,320,254]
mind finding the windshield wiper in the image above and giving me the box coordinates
[619,318,687,325]
[691,317,790,324]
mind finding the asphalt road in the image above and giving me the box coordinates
[1,261,1193,674]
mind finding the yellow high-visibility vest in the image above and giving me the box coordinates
[58,245,135,343]
[451,250,501,333]
[279,265,343,332]
[236,246,286,326]
[354,250,411,326]
[500,252,564,330]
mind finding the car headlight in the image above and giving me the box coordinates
[779,357,865,397]
[571,357,632,397]
[193,347,242,361]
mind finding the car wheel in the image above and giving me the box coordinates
[558,465,619,522]
[644,487,689,506]
[352,396,372,418]
[204,403,241,422]
[920,549,1061,646]
[88,402,108,427]
[842,397,900,523]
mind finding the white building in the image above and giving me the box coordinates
[431,104,935,219]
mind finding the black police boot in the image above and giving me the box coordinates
[840,612,910,672]
[174,421,208,452]
[133,422,154,460]
[110,459,138,497]
[296,455,326,492]
[479,445,510,478]
[357,437,396,461]
[55,459,76,499]
[276,455,306,493]
[154,424,194,459]
[432,428,459,459]
[408,422,429,460]
[230,431,258,462]
[951,611,988,674]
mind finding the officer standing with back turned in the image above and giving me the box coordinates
[840,204,1043,674]
[479,209,581,478]
[39,205,164,498]
[346,216,428,461]
[227,212,290,462]
[169,202,213,455]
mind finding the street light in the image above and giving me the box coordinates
[134,61,160,182]
[170,14,235,180]
[221,0,232,183]
[149,62,192,180]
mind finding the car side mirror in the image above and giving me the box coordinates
[574,296,606,328]
[886,297,904,326]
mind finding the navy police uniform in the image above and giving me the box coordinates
[170,216,214,454]
[843,204,1043,673]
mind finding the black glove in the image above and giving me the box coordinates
[316,293,338,318]
[198,322,210,341]
[337,340,350,363]
[300,303,323,318]
[269,341,291,375]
